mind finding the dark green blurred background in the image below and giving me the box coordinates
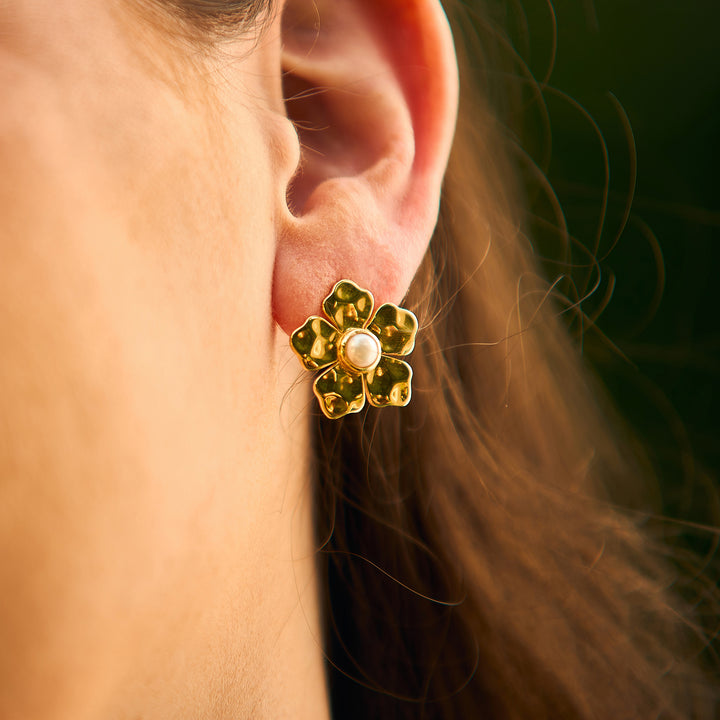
[492,0,719,527]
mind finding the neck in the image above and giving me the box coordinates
[109,336,330,720]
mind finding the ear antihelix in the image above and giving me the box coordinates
[289,280,418,419]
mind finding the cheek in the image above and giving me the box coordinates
[0,6,278,716]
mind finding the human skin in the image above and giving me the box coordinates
[0,1,457,718]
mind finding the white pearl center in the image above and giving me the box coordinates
[345,331,381,369]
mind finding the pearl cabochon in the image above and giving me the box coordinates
[344,331,381,369]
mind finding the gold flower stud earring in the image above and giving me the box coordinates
[290,280,419,419]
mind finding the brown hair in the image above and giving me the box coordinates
[158,0,717,716]
[165,0,274,33]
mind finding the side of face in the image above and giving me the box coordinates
[0,0,458,715]
[0,3,310,716]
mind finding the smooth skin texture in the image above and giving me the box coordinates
[0,1,457,718]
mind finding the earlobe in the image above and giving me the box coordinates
[272,0,458,336]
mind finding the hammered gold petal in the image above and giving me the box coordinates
[367,303,418,356]
[322,280,375,331]
[313,364,366,419]
[365,356,413,408]
[290,316,339,371]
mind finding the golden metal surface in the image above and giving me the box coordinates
[366,356,413,408]
[290,317,338,371]
[290,280,418,419]
[313,365,365,420]
[322,280,374,330]
[367,303,418,356]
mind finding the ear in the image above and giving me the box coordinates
[272,0,458,335]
